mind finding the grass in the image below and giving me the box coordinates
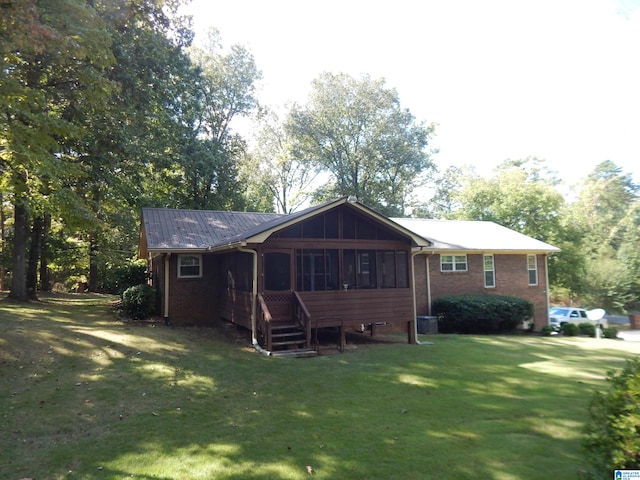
[1,294,639,479]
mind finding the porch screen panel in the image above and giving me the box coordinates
[378,251,396,288]
[357,250,376,288]
[376,250,409,288]
[343,250,356,289]
[264,253,290,291]
[296,249,339,291]
[396,251,409,288]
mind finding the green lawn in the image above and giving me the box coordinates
[1,294,638,480]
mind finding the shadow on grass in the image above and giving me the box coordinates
[1,294,639,479]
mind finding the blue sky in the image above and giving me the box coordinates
[184,0,640,186]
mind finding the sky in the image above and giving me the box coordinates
[183,0,640,186]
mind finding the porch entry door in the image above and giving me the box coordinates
[263,250,293,292]
[262,250,294,324]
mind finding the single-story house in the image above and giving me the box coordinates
[138,197,432,354]
[392,218,560,331]
[138,197,559,354]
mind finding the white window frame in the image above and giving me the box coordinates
[178,254,202,278]
[483,254,495,288]
[440,254,468,272]
[527,254,538,286]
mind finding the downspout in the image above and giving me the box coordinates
[164,253,171,324]
[426,253,433,315]
[237,246,271,356]
[544,254,551,328]
[410,247,426,344]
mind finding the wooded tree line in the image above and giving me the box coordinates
[1,1,638,312]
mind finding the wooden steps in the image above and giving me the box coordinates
[269,323,315,357]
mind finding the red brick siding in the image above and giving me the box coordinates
[151,254,221,326]
[413,253,550,331]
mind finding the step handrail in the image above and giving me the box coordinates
[293,291,312,349]
[257,293,273,350]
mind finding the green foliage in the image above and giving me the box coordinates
[540,324,555,336]
[121,284,157,320]
[578,322,596,337]
[287,72,437,216]
[582,360,640,478]
[99,260,148,295]
[560,322,579,336]
[603,326,619,339]
[432,295,533,334]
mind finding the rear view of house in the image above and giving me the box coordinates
[138,197,431,355]
[138,198,560,355]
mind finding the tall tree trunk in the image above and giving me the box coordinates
[88,186,101,293]
[39,213,51,292]
[88,232,99,292]
[27,216,43,300]
[0,192,5,292]
[9,199,28,301]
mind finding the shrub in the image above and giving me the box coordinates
[560,322,579,336]
[578,322,596,337]
[540,325,554,336]
[99,260,148,295]
[582,359,640,478]
[121,284,157,320]
[432,295,533,334]
[603,326,619,339]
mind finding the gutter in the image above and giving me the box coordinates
[236,245,271,356]
[164,253,171,323]
[410,246,427,344]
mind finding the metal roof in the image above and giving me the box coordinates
[391,218,560,253]
[139,197,432,257]
[140,208,283,254]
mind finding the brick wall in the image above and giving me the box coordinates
[413,253,550,331]
[151,253,221,326]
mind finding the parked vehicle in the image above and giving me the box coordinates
[549,307,608,331]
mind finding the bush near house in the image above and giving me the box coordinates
[433,295,533,334]
[121,284,157,320]
[582,359,640,478]
[561,323,579,336]
[578,322,596,337]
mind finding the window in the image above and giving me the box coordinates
[441,254,467,272]
[483,255,495,288]
[527,254,538,286]
[296,249,339,291]
[178,254,202,278]
[377,251,410,288]
[343,249,377,289]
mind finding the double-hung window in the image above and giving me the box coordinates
[483,254,495,288]
[527,254,538,286]
[441,254,467,272]
[178,254,202,278]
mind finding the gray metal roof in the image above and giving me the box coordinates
[391,218,560,253]
[139,198,433,256]
[141,208,283,253]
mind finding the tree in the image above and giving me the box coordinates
[449,158,564,243]
[287,72,436,216]
[244,108,319,213]
[570,160,638,253]
[164,27,261,211]
[566,161,639,311]
[76,0,197,291]
[0,0,114,300]
[418,165,474,218]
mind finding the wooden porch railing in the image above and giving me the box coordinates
[293,291,312,350]
[257,293,273,351]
